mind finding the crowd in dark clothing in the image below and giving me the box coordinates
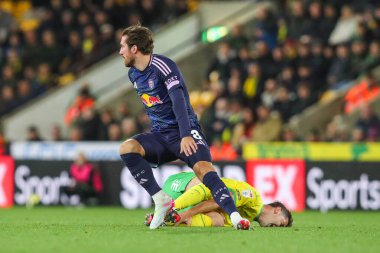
[191,0,380,155]
[0,0,189,116]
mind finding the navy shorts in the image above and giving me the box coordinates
[133,127,212,168]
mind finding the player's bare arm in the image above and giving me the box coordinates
[177,199,220,224]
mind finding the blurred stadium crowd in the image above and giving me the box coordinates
[1,0,380,160]
[0,0,189,115]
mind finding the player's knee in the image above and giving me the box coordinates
[119,139,145,156]
[193,161,215,181]
[206,212,225,227]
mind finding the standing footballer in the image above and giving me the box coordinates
[119,24,250,230]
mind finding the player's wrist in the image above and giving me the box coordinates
[180,131,191,138]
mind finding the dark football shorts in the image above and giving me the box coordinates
[133,127,212,168]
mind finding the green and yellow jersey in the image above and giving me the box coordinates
[163,172,263,227]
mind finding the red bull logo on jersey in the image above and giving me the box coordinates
[141,93,163,107]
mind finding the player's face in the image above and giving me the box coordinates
[119,35,135,67]
[259,208,289,227]
[260,215,288,227]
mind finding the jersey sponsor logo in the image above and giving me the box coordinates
[140,93,163,107]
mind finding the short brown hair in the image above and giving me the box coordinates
[268,201,293,227]
[122,24,154,55]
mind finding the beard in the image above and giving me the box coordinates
[124,57,135,68]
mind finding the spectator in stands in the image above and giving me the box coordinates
[75,107,101,140]
[304,1,323,40]
[291,83,316,116]
[0,85,17,115]
[231,107,255,152]
[253,6,278,50]
[98,108,116,140]
[310,41,329,92]
[39,29,64,71]
[206,97,231,143]
[327,44,351,89]
[22,29,42,67]
[329,5,358,45]
[320,4,337,43]
[226,25,249,53]
[350,39,367,78]
[271,47,286,79]
[1,65,17,87]
[107,122,122,141]
[0,6,16,42]
[5,49,22,77]
[65,84,95,126]
[61,152,103,206]
[136,112,151,133]
[0,0,190,117]
[68,126,83,141]
[26,125,43,141]
[360,41,380,73]
[16,79,35,105]
[351,127,365,142]
[273,86,293,122]
[120,117,138,140]
[252,105,282,142]
[225,74,244,102]
[51,123,64,141]
[207,41,235,86]
[355,105,380,141]
[345,72,380,113]
[260,78,278,109]
[61,31,83,73]
[286,0,308,40]
[254,41,274,80]
[115,101,132,121]
[323,116,350,142]
[305,129,322,142]
[280,127,300,142]
[210,138,238,161]
[242,62,262,105]
[36,63,55,88]
[297,41,313,68]
[277,65,297,93]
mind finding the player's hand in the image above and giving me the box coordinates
[175,210,193,226]
[180,136,198,157]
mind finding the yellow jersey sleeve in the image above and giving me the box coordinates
[221,178,264,225]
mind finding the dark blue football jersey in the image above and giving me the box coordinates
[128,54,199,132]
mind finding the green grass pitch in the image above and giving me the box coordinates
[1,207,379,253]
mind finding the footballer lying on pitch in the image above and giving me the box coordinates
[145,172,293,228]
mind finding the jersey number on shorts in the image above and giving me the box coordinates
[191,130,206,146]
[191,130,202,140]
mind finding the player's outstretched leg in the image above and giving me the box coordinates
[120,139,173,229]
[194,161,250,230]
